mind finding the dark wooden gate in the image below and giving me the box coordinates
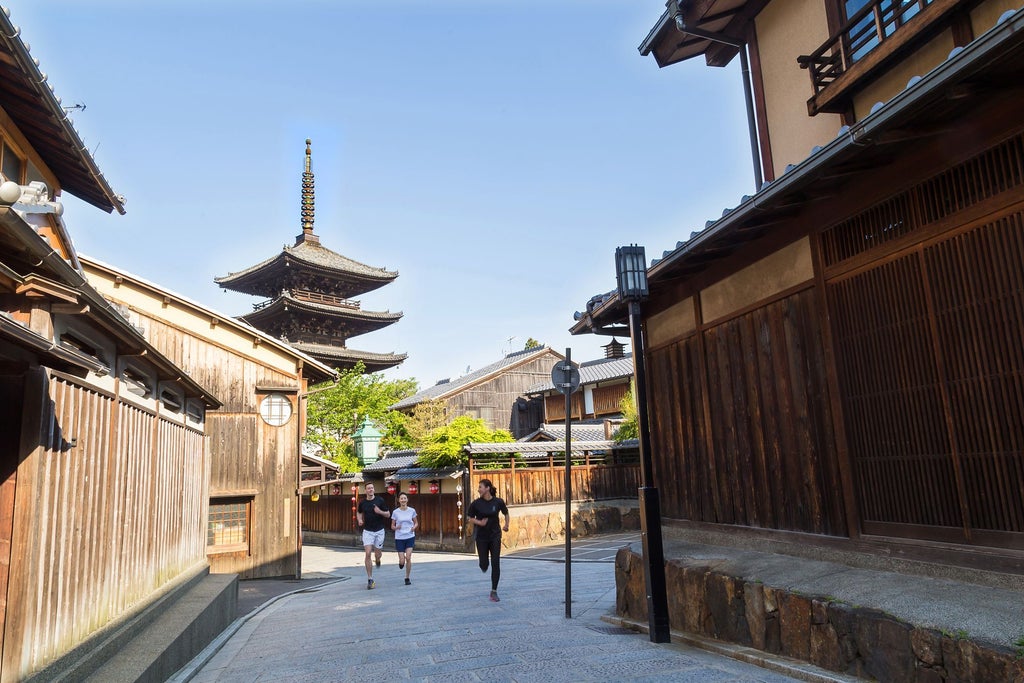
[823,133,1024,549]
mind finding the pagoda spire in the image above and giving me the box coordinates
[297,138,318,245]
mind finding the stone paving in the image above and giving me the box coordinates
[186,542,805,683]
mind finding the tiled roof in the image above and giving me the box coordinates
[389,346,559,411]
[522,423,610,442]
[0,9,124,213]
[574,8,1024,336]
[242,293,402,323]
[389,466,464,481]
[291,342,406,365]
[526,354,632,394]
[362,450,420,472]
[216,240,396,288]
[464,440,635,459]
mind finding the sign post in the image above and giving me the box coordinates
[551,351,580,619]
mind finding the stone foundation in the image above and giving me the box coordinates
[616,548,1024,682]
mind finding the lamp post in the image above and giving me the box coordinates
[615,244,671,643]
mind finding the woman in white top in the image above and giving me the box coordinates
[390,492,418,585]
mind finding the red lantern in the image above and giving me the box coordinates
[429,480,440,494]
[386,481,397,495]
[351,484,358,495]
[407,482,418,495]
[331,485,340,495]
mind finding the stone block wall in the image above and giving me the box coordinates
[616,548,1024,682]
[502,499,640,551]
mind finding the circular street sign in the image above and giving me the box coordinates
[550,360,581,395]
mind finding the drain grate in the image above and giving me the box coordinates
[586,624,634,636]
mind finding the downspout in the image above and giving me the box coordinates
[673,17,763,191]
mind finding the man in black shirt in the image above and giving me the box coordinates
[356,482,390,589]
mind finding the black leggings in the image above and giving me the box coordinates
[476,536,501,590]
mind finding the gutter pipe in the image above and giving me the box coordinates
[673,19,763,192]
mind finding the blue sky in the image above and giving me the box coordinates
[15,1,754,387]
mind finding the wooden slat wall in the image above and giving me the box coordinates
[3,372,208,681]
[593,383,628,416]
[828,212,1024,546]
[647,290,847,535]
[134,314,302,579]
[469,457,640,506]
[446,354,558,434]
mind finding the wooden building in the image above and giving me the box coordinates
[575,1,1024,571]
[83,257,336,579]
[216,140,406,373]
[525,341,632,424]
[0,11,228,680]
[389,346,563,438]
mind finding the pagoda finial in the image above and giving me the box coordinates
[299,138,316,242]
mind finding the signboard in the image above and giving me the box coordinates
[551,360,580,395]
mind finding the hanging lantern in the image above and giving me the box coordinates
[310,489,321,503]
[351,484,358,495]
[429,480,440,494]
[331,485,340,496]
[386,481,397,495]
[407,481,418,495]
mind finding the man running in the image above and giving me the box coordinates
[356,482,390,589]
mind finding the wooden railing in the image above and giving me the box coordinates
[798,0,935,96]
[252,289,360,311]
[469,452,640,506]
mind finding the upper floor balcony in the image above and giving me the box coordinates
[798,0,968,115]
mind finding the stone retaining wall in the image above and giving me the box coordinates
[616,548,1024,682]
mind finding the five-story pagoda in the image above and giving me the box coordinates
[216,139,406,373]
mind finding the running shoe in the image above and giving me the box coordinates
[375,556,381,568]
[489,590,499,602]
[367,579,375,590]
[399,561,405,569]
[405,578,411,585]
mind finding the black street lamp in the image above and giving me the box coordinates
[615,244,671,643]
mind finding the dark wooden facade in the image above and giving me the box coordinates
[84,258,336,579]
[635,116,1024,560]
[581,5,1024,568]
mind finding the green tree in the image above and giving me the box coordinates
[305,362,418,471]
[523,337,542,349]
[405,399,448,447]
[418,415,514,468]
[613,383,639,442]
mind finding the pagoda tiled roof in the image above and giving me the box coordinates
[215,239,398,297]
[291,342,406,371]
[240,291,402,328]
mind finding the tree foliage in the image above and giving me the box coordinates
[612,383,639,442]
[417,415,514,468]
[523,337,542,349]
[305,363,418,472]
[404,399,448,447]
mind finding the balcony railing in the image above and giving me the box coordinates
[252,289,361,312]
[798,0,943,110]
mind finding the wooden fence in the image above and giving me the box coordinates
[301,453,641,539]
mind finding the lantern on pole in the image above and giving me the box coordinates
[386,480,397,495]
[310,488,321,503]
[429,480,440,494]
[407,481,418,495]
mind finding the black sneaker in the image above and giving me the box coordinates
[399,561,405,570]
[489,590,499,602]
[367,579,375,590]
[405,578,411,585]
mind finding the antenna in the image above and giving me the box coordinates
[62,102,86,113]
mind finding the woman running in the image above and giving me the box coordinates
[467,478,510,602]
[390,492,418,585]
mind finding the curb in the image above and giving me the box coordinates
[600,614,862,683]
[167,577,350,682]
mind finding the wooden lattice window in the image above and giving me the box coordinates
[208,497,251,553]
[821,132,1024,266]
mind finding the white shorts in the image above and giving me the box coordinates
[362,529,385,549]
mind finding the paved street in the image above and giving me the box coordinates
[185,541,803,683]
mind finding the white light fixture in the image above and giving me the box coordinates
[0,180,63,215]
